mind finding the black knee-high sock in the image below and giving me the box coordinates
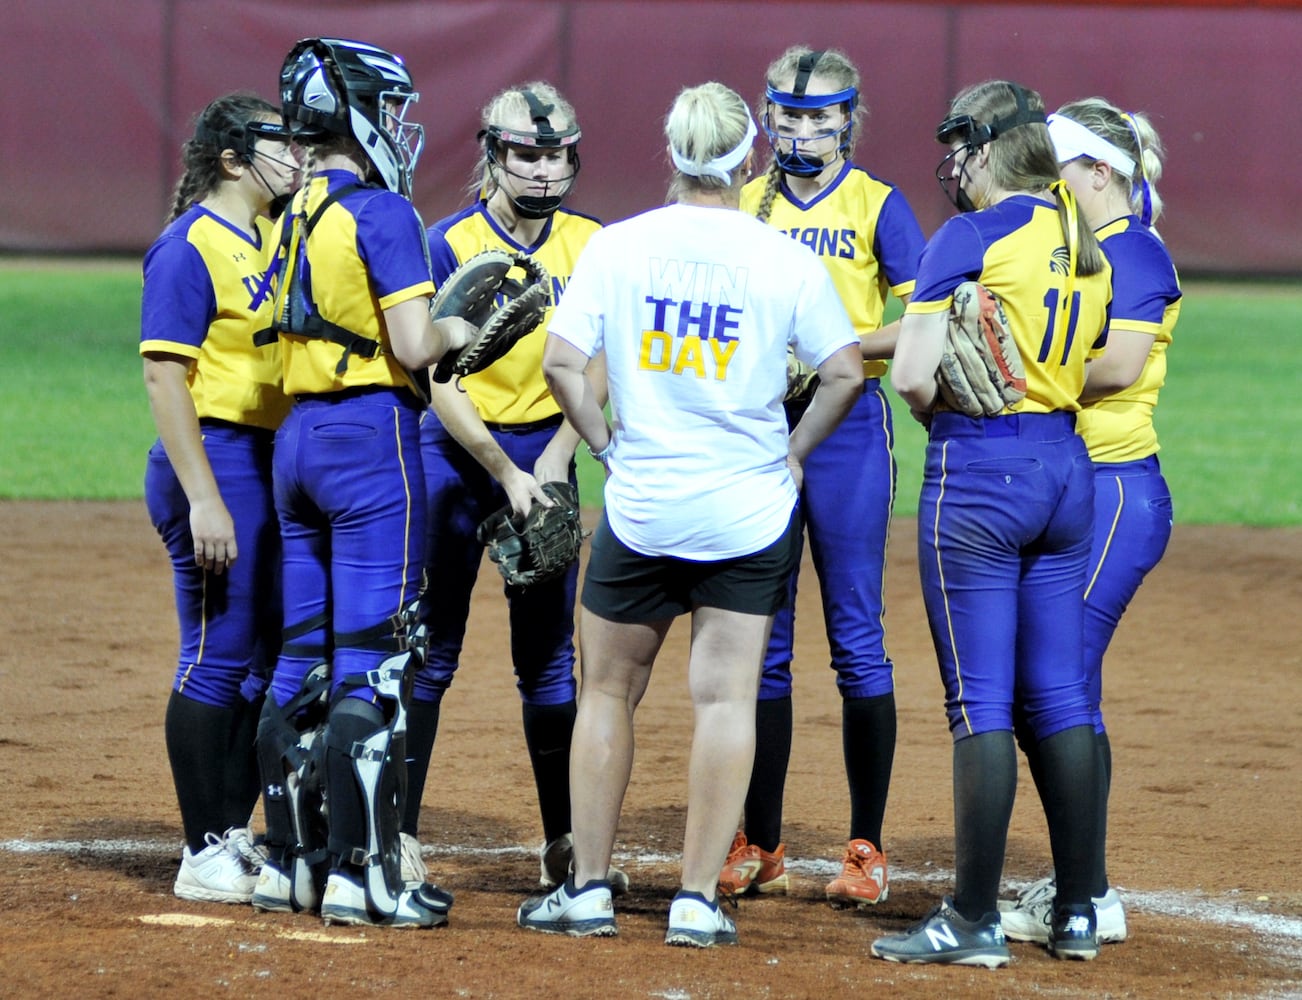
[843,693,897,848]
[1094,729,1113,895]
[165,690,240,853]
[401,699,440,836]
[1013,705,1048,804]
[743,696,792,853]
[221,693,263,829]
[522,700,577,843]
[952,731,1017,921]
[1035,724,1102,908]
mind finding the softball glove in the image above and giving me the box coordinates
[476,482,588,589]
[430,249,551,384]
[935,281,1027,417]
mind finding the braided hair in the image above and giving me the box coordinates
[754,45,865,223]
[165,93,278,223]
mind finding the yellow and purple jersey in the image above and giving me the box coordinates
[1077,217,1181,463]
[139,206,290,430]
[740,160,924,380]
[270,170,435,398]
[427,202,601,425]
[908,195,1113,414]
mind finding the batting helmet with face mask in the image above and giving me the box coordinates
[480,88,581,219]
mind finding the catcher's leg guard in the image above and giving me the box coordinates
[324,642,450,923]
[254,663,331,912]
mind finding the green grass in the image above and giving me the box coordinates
[2,261,1299,525]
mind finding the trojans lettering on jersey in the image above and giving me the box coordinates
[779,226,857,260]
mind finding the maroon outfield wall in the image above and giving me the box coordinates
[3,0,1299,275]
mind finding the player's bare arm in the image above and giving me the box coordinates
[787,343,864,488]
[535,350,609,485]
[428,375,548,516]
[859,293,910,360]
[142,352,236,573]
[541,335,608,457]
[385,297,474,371]
[891,309,947,411]
[1081,327,1155,400]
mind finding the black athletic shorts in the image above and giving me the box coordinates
[580,504,802,623]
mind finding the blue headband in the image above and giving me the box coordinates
[765,84,858,111]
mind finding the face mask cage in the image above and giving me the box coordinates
[761,80,857,178]
[480,91,582,218]
[378,88,425,192]
[933,116,986,212]
[932,87,1046,213]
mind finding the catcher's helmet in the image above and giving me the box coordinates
[280,37,423,197]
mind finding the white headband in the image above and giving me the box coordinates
[670,114,757,185]
[1047,113,1136,178]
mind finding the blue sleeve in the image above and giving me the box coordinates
[425,226,461,287]
[912,215,985,305]
[873,188,926,289]
[353,191,434,299]
[140,234,215,351]
[1103,231,1181,326]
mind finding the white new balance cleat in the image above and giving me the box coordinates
[664,890,738,948]
[518,878,618,937]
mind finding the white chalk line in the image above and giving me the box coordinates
[3,836,1299,954]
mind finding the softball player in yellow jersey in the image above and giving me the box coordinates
[251,38,470,930]
[403,83,622,894]
[141,93,297,904]
[1001,99,1181,947]
[719,47,925,909]
[872,81,1112,967]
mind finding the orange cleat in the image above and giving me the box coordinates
[826,838,889,907]
[717,831,789,897]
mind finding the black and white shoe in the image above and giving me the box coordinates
[517,878,617,937]
[871,895,1010,968]
[320,871,449,928]
[1048,902,1099,960]
[664,890,738,948]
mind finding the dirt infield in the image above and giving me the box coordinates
[2,501,1299,998]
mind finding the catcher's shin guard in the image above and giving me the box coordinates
[324,648,418,920]
[255,663,331,911]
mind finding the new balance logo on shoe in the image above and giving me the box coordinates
[925,921,961,951]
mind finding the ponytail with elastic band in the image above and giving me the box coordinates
[1050,177,1080,345]
[1119,112,1155,227]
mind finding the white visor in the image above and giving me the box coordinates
[670,114,757,185]
[1047,114,1136,178]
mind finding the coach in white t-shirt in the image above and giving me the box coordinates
[518,81,863,948]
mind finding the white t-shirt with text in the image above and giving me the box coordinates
[548,203,856,559]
